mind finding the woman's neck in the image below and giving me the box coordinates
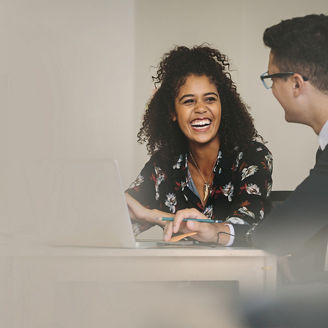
[188,139,220,174]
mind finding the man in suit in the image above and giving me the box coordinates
[254,13,328,281]
[247,14,328,328]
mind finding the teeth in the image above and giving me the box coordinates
[191,119,211,127]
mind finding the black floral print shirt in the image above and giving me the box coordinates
[127,141,273,243]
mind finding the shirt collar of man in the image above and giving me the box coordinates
[318,120,328,150]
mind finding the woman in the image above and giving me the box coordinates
[126,45,272,245]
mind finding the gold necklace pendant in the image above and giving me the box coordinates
[189,152,215,203]
[203,183,211,201]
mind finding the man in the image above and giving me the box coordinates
[254,14,328,282]
[247,14,328,328]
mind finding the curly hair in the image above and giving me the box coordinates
[137,45,259,162]
[263,14,328,93]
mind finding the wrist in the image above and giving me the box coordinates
[201,223,227,244]
[216,224,231,245]
[147,209,166,226]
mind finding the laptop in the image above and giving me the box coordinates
[46,159,199,248]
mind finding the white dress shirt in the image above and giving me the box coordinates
[319,120,328,150]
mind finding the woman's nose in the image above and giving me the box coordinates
[194,100,207,113]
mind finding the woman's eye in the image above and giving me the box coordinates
[205,97,217,103]
[182,99,195,105]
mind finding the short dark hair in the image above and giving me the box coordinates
[263,14,328,93]
[137,45,259,161]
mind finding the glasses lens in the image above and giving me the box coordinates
[261,72,272,89]
[265,78,273,89]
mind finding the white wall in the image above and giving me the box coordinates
[2,0,328,238]
[133,0,328,191]
[1,0,135,238]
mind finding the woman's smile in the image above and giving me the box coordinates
[190,118,212,130]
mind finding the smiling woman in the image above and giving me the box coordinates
[125,45,273,246]
[173,74,221,148]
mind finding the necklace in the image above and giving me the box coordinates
[189,152,216,202]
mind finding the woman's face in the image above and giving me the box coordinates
[173,74,221,147]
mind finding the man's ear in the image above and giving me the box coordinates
[171,112,177,121]
[292,73,306,96]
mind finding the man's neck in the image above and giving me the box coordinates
[307,89,328,135]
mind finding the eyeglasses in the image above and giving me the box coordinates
[260,71,309,89]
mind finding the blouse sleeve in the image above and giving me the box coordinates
[126,155,167,207]
[226,142,273,244]
[125,155,167,235]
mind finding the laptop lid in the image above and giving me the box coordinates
[47,159,136,248]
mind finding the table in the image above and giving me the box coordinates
[1,243,277,327]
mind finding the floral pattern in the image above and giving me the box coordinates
[233,151,243,171]
[227,217,247,225]
[245,183,262,195]
[127,141,273,241]
[265,153,273,172]
[238,206,255,219]
[129,174,144,190]
[241,165,258,181]
[266,182,272,198]
[153,166,166,200]
[203,205,214,218]
[164,193,177,213]
[259,209,264,220]
[221,182,234,202]
[173,154,185,170]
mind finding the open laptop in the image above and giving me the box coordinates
[47,159,200,248]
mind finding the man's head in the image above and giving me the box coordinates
[263,14,328,94]
[262,14,328,130]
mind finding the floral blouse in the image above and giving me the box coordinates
[126,141,273,244]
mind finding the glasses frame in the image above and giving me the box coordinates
[260,71,309,89]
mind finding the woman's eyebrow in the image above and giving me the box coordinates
[204,92,219,97]
[178,92,218,102]
[178,94,194,102]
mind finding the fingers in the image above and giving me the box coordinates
[173,208,207,233]
[185,220,199,231]
[163,221,199,242]
[163,222,174,241]
[162,208,211,242]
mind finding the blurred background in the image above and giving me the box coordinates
[2,0,327,239]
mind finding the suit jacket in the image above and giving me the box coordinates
[253,146,328,280]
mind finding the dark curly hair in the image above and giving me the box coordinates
[137,45,259,162]
[263,14,328,93]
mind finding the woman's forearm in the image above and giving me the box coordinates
[125,192,172,227]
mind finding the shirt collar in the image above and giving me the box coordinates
[319,120,328,150]
[172,151,223,172]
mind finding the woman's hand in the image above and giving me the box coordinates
[163,208,231,245]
